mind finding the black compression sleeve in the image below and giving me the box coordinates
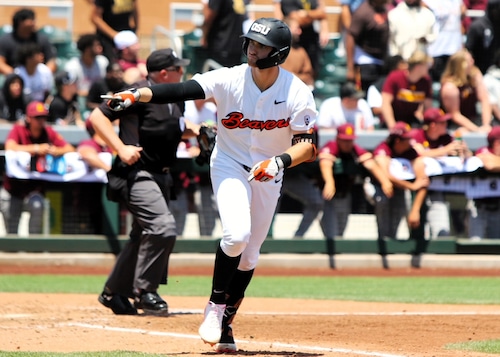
[149,79,206,104]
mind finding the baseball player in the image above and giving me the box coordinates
[411,108,471,238]
[372,122,429,267]
[468,126,500,239]
[318,123,393,239]
[102,18,317,352]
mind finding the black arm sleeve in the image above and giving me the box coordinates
[149,80,206,104]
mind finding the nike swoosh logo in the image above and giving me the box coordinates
[274,100,286,105]
[275,178,282,183]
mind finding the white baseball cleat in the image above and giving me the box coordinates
[215,324,237,353]
[199,301,226,345]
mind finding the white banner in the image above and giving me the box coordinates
[5,150,111,183]
[389,156,500,198]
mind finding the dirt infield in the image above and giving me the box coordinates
[1,265,500,357]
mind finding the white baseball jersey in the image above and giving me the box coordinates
[192,64,317,167]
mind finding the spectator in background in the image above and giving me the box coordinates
[201,0,246,67]
[280,0,329,79]
[65,34,109,97]
[345,0,390,92]
[483,50,500,124]
[0,73,31,123]
[90,0,139,62]
[388,0,437,60]
[86,61,126,111]
[340,0,366,32]
[319,123,393,239]
[183,98,220,237]
[48,71,85,128]
[0,8,57,75]
[422,0,466,82]
[317,81,375,131]
[0,101,75,235]
[14,43,54,103]
[470,126,500,239]
[462,0,488,38]
[280,16,315,89]
[440,48,492,132]
[412,108,470,238]
[277,128,325,239]
[114,30,147,84]
[381,50,433,129]
[367,55,407,119]
[372,121,429,267]
[78,119,112,172]
[76,119,113,235]
[465,0,500,74]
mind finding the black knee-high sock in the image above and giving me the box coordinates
[210,245,241,304]
[223,269,255,325]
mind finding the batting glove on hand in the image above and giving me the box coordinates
[248,156,285,182]
[101,88,140,111]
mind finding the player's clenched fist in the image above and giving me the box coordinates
[101,88,141,111]
[248,156,286,182]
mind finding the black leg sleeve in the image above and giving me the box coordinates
[210,245,241,304]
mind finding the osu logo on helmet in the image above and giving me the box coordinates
[250,23,271,35]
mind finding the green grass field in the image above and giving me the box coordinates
[1,274,499,356]
[1,274,500,304]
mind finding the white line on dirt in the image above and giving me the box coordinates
[65,322,406,357]
[167,309,500,316]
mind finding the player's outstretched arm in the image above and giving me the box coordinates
[102,80,206,111]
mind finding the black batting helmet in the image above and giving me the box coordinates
[242,18,291,69]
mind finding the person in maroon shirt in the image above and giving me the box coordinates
[318,123,393,240]
[411,108,470,238]
[75,119,113,235]
[468,126,500,239]
[462,0,488,37]
[440,48,492,132]
[0,101,75,234]
[372,121,429,267]
[77,119,113,172]
[381,50,433,129]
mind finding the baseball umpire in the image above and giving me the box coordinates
[102,18,317,352]
[90,48,200,316]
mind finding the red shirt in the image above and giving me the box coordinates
[6,124,68,147]
[382,69,433,125]
[475,146,492,155]
[411,128,453,149]
[118,58,146,72]
[319,140,369,159]
[4,124,70,196]
[77,138,112,154]
[373,141,419,161]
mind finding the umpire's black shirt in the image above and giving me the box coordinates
[99,78,184,172]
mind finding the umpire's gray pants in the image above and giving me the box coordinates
[105,170,177,297]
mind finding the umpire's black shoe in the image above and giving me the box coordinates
[134,291,169,316]
[98,291,138,315]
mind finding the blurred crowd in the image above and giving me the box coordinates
[1,0,500,249]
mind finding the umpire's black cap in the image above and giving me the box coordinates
[146,48,190,72]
